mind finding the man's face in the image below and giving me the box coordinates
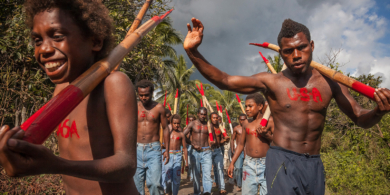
[245,99,263,118]
[238,116,247,126]
[197,109,207,122]
[211,114,219,125]
[189,117,196,123]
[32,8,101,84]
[166,113,172,123]
[172,119,180,131]
[218,116,222,124]
[279,32,314,75]
[138,87,152,105]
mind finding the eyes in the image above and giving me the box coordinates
[32,34,65,46]
[282,44,308,55]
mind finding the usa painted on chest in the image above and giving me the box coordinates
[286,87,323,102]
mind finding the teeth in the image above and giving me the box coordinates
[45,62,62,69]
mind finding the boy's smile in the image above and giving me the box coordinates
[32,8,101,84]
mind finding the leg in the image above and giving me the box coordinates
[172,154,182,195]
[164,153,174,194]
[192,150,202,195]
[161,149,167,192]
[201,150,213,194]
[258,158,267,195]
[214,148,225,191]
[134,145,146,195]
[241,158,258,194]
[146,144,164,195]
[234,152,244,188]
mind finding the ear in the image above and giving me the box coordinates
[91,37,103,52]
[259,104,264,113]
[310,40,314,52]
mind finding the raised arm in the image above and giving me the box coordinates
[183,18,271,94]
[333,82,390,128]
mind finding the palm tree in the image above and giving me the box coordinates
[263,54,284,73]
[156,55,199,115]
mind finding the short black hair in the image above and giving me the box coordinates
[188,115,196,119]
[239,113,247,118]
[232,122,239,128]
[24,0,114,61]
[135,79,154,93]
[198,107,207,114]
[209,112,219,119]
[165,108,171,115]
[170,114,181,124]
[246,93,265,105]
[277,19,311,47]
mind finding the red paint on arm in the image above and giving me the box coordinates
[22,85,84,144]
[209,133,214,141]
[351,82,375,100]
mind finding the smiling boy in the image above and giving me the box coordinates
[0,1,138,194]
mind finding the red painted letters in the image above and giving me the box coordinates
[286,87,323,102]
[57,119,80,138]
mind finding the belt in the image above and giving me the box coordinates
[169,150,181,154]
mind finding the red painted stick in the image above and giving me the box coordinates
[200,99,203,107]
[236,94,246,113]
[168,103,172,111]
[163,90,167,107]
[216,101,220,112]
[250,42,376,100]
[186,104,189,125]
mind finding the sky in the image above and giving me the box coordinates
[167,0,390,89]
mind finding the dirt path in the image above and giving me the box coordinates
[145,171,242,195]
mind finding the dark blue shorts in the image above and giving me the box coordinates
[265,146,325,195]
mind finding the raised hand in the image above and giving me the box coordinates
[374,88,390,114]
[183,18,204,51]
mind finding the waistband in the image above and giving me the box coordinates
[169,150,181,154]
[137,141,161,147]
[245,155,266,161]
[193,146,210,152]
[270,146,321,158]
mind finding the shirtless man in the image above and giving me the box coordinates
[210,112,229,194]
[0,1,138,194]
[184,18,390,194]
[135,79,169,195]
[228,93,274,194]
[183,107,215,195]
[165,108,172,124]
[161,114,188,195]
[230,113,247,191]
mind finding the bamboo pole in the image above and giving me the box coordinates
[113,0,153,71]
[250,42,376,100]
[20,9,173,144]
[174,89,179,114]
[196,83,215,142]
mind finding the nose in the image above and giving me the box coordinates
[39,40,55,58]
[292,49,301,61]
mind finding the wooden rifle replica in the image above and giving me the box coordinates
[250,42,376,100]
[215,101,228,138]
[21,6,173,144]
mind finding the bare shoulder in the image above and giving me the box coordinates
[103,71,134,91]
